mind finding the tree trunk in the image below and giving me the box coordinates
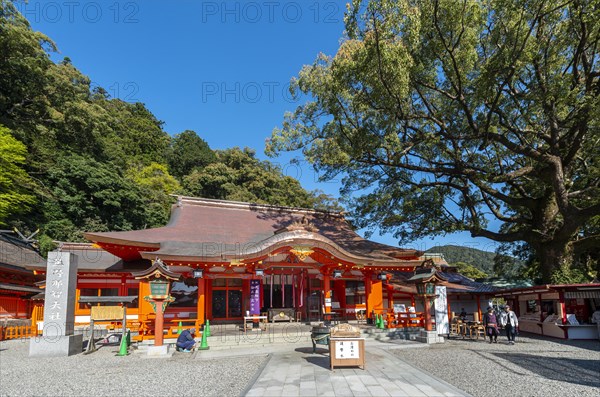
[537,241,572,284]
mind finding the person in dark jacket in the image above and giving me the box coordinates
[483,307,499,343]
[176,328,196,352]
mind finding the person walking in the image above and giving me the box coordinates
[500,305,519,344]
[483,307,499,343]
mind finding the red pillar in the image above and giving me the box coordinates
[154,301,164,347]
[423,297,433,331]
[323,273,331,314]
[197,277,205,326]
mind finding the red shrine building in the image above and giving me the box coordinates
[19,197,498,340]
[0,233,44,319]
[81,197,426,328]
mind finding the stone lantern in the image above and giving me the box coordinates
[408,259,447,332]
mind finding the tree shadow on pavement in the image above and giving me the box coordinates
[523,333,600,352]
[490,353,600,388]
[303,355,330,370]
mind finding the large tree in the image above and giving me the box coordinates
[167,130,217,179]
[267,0,600,282]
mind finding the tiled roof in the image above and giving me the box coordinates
[0,282,41,294]
[0,234,45,269]
[27,242,147,272]
[390,271,497,294]
[85,197,423,263]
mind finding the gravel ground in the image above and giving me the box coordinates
[390,333,600,397]
[0,339,267,397]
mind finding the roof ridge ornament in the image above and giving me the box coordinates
[275,216,319,234]
[132,257,181,281]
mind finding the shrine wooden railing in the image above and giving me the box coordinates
[1,325,38,340]
[385,312,425,328]
[134,314,202,341]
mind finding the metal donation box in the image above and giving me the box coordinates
[329,323,365,370]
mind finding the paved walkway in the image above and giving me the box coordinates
[199,341,469,397]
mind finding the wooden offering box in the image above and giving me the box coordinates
[329,323,365,370]
[329,338,365,370]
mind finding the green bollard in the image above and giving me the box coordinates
[116,334,128,356]
[205,319,211,337]
[177,321,183,334]
[197,325,209,350]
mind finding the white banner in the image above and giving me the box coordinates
[435,286,449,335]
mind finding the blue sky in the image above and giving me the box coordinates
[18,0,499,253]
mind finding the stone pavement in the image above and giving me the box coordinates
[198,340,470,397]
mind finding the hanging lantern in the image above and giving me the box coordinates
[149,278,170,299]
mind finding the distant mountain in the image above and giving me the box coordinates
[425,245,507,276]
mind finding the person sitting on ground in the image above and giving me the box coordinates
[176,327,196,352]
[500,305,519,345]
[483,307,499,343]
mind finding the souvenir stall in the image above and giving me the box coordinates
[495,283,600,339]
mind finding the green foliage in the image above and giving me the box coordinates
[167,130,217,179]
[0,125,35,224]
[550,265,590,285]
[426,244,524,277]
[127,163,181,228]
[451,261,487,280]
[183,147,339,209]
[99,100,170,168]
[268,0,600,283]
[41,154,145,241]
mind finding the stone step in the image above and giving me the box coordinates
[360,327,423,342]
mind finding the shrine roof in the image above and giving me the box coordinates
[390,271,497,294]
[0,233,45,270]
[0,282,41,294]
[84,197,422,263]
[26,242,147,272]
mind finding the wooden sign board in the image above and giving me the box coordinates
[329,338,365,370]
[91,306,123,321]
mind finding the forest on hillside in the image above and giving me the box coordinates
[0,1,339,253]
[425,245,525,280]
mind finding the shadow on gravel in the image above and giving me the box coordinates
[520,332,600,353]
[491,353,600,387]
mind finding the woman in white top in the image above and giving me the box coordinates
[500,305,519,344]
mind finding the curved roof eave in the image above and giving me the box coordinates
[139,230,406,266]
